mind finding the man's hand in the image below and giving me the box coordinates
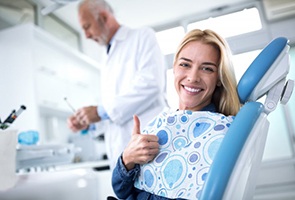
[67,115,88,132]
[75,106,101,124]
[122,115,159,171]
[67,106,101,132]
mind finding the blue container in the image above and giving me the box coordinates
[18,130,39,145]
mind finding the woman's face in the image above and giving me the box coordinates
[174,41,220,111]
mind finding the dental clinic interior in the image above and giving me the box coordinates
[0,0,295,199]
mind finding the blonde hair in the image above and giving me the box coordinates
[174,29,240,115]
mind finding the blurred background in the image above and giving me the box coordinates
[0,0,294,199]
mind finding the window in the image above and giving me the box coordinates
[232,49,261,82]
[187,7,262,38]
[155,26,185,55]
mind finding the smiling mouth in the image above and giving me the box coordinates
[183,86,202,93]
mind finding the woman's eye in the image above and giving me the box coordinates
[180,63,190,68]
[201,66,215,72]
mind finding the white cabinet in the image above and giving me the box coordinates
[32,24,101,111]
[0,23,101,136]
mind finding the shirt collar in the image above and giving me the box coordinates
[106,26,128,56]
[110,25,129,43]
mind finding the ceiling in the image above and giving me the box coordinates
[38,0,257,31]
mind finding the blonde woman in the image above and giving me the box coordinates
[111,29,240,200]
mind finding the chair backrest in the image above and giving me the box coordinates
[199,37,294,200]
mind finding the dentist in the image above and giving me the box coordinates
[67,0,168,169]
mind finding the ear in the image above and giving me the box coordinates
[99,11,108,23]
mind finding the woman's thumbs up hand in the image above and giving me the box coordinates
[122,115,159,171]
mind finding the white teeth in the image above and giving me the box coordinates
[184,86,201,92]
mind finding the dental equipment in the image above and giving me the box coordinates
[0,105,26,130]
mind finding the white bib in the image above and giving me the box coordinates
[134,110,234,199]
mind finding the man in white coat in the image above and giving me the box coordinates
[67,0,168,169]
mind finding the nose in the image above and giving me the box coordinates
[84,30,92,39]
[187,68,201,82]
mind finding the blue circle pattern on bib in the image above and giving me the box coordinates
[134,110,234,199]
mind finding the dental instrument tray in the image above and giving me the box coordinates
[16,144,77,172]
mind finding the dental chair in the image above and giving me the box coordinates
[199,37,294,200]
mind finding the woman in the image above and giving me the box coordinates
[111,29,241,200]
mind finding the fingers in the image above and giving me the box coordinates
[123,130,159,170]
[67,116,80,132]
[132,136,159,160]
[123,144,159,170]
[132,115,140,135]
[75,106,100,125]
[75,108,89,125]
[67,115,87,132]
[139,145,159,157]
[134,147,159,164]
[75,108,92,125]
[122,115,162,170]
[132,115,158,143]
[136,135,159,149]
[146,135,159,142]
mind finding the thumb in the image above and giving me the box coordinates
[132,115,141,135]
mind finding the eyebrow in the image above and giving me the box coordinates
[179,57,192,62]
[179,57,218,67]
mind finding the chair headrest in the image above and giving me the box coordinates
[237,37,289,104]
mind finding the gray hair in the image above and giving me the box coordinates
[79,0,113,17]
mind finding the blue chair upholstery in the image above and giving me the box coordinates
[237,37,289,104]
[199,37,294,200]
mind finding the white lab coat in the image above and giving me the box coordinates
[99,26,168,169]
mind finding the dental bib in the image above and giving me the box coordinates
[134,110,234,199]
